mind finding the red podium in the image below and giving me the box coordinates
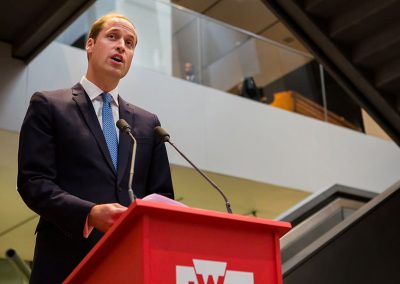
[64,199,291,284]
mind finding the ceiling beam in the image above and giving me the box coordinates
[12,0,95,63]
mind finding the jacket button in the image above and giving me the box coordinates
[118,187,122,192]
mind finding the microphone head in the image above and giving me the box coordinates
[116,119,131,134]
[154,126,170,142]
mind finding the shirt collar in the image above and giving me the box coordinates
[80,76,119,106]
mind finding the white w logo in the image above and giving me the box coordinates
[176,259,254,284]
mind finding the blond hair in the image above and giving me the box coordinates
[88,13,137,46]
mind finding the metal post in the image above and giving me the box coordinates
[6,249,31,283]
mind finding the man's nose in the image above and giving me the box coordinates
[116,39,125,52]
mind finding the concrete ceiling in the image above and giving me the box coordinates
[172,0,309,53]
[0,0,94,62]
[1,0,309,62]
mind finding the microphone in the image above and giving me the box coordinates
[116,119,137,203]
[116,119,131,134]
[154,126,233,214]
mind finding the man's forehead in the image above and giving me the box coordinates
[103,18,136,36]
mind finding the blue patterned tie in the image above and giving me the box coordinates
[101,93,118,171]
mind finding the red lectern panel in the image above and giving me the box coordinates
[64,200,291,284]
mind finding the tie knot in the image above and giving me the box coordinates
[102,93,113,104]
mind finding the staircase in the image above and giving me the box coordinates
[278,181,400,283]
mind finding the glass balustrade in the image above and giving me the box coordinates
[56,0,363,133]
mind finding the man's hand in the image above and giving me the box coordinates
[88,203,128,233]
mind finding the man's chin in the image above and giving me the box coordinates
[106,69,127,80]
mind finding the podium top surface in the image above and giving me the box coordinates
[122,199,292,237]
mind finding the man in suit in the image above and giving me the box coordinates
[17,13,174,283]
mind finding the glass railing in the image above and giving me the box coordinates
[56,0,364,133]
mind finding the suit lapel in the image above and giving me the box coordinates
[72,83,116,174]
[117,96,135,185]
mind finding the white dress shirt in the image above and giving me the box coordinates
[79,76,121,238]
[80,76,120,140]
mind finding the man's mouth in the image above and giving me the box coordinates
[111,55,123,63]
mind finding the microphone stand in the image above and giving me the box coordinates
[155,126,232,214]
[167,140,233,213]
[127,131,137,204]
[116,119,137,204]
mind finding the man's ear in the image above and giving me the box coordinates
[86,38,94,54]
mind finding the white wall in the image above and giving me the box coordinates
[1,41,399,194]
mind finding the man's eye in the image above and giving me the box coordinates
[108,34,116,39]
[126,40,133,48]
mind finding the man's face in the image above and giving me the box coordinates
[86,18,137,80]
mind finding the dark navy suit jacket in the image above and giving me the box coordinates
[17,83,174,283]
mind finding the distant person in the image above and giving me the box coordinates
[184,62,196,82]
[239,76,261,101]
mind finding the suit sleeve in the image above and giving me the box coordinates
[145,115,174,199]
[17,92,95,239]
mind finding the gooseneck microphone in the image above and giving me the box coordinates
[116,119,137,203]
[154,126,233,214]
